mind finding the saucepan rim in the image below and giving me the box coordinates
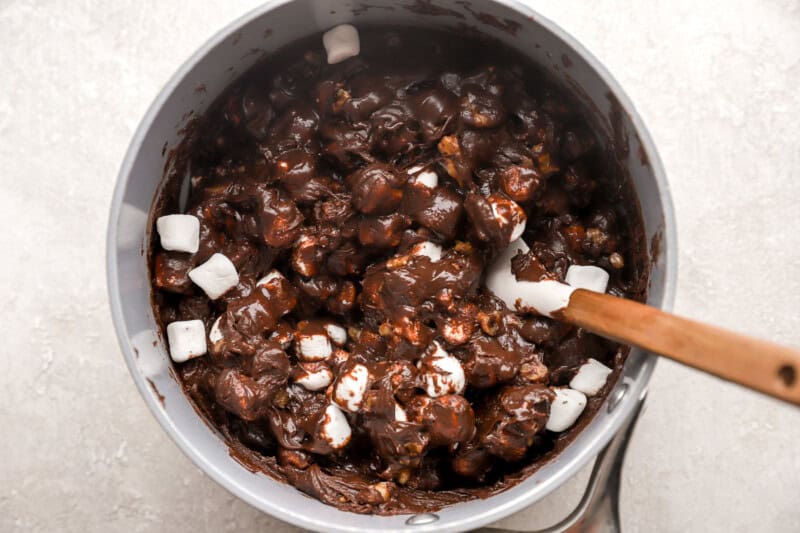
[106,0,677,531]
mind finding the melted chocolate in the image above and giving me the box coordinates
[150,27,648,514]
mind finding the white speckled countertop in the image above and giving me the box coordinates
[1,1,799,531]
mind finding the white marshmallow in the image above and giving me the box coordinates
[485,239,576,317]
[333,363,370,412]
[546,388,587,432]
[295,363,334,392]
[410,241,443,263]
[489,196,526,242]
[320,404,352,449]
[322,24,360,64]
[565,265,610,294]
[209,316,223,344]
[166,320,207,363]
[156,214,200,253]
[420,341,466,397]
[407,165,439,189]
[297,334,333,362]
[257,269,285,288]
[569,358,613,396]
[394,403,408,422]
[415,171,438,189]
[325,324,348,346]
[188,253,239,300]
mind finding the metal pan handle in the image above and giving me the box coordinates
[479,396,647,533]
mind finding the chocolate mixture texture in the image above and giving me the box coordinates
[150,27,648,514]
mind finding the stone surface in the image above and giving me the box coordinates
[1,1,799,531]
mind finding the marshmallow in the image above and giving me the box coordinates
[295,363,334,392]
[333,363,370,412]
[394,403,408,422]
[319,404,352,449]
[296,333,333,362]
[485,239,576,317]
[546,388,587,432]
[322,24,360,64]
[410,241,443,263]
[256,269,285,289]
[325,324,348,346]
[209,316,223,344]
[565,265,610,294]
[166,319,207,363]
[408,166,439,189]
[415,171,438,189]
[188,253,239,300]
[569,358,613,396]
[156,214,200,253]
[420,341,466,397]
[488,195,526,242]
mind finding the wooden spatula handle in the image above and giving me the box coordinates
[561,289,800,406]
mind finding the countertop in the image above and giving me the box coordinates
[1,1,799,531]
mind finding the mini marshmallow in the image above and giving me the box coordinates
[407,166,439,189]
[257,269,285,288]
[320,404,352,449]
[485,239,576,317]
[410,241,443,263]
[156,214,200,253]
[420,341,466,397]
[295,363,334,392]
[488,195,527,242]
[415,171,438,189]
[297,334,333,361]
[569,358,613,396]
[394,403,408,422]
[322,24,360,64]
[565,265,610,294]
[325,324,348,346]
[166,319,207,363]
[333,363,370,412]
[188,253,239,300]
[209,316,223,344]
[546,388,587,432]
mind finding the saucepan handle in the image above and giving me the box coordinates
[478,396,647,533]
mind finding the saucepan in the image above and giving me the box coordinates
[106,0,677,531]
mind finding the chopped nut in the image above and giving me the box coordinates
[536,153,560,175]
[379,322,394,337]
[454,241,474,255]
[347,326,362,341]
[609,252,625,269]
[332,88,351,113]
[273,388,290,408]
[477,311,500,336]
[442,158,459,179]
[395,469,411,486]
[586,227,608,245]
[386,254,410,270]
[372,482,392,503]
[562,224,586,251]
[437,135,461,156]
